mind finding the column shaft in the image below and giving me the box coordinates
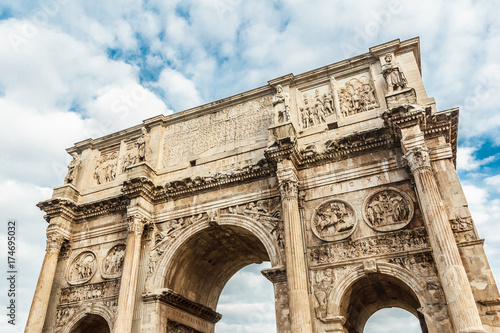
[114,218,145,333]
[406,147,485,333]
[278,168,313,333]
[25,235,64,333]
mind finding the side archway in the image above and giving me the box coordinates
[329,262,429,333]
[62,303,114,333]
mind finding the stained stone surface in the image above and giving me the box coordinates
[26,38,500,333]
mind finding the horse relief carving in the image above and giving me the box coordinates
[67,251,97,285]
[311,200,356,242]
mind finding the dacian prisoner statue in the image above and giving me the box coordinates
[26,38,500,333]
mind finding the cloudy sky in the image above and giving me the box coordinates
[0,0,499,332]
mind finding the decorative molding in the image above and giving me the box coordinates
[143,288,222,324]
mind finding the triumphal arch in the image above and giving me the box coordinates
[26,38,500,333]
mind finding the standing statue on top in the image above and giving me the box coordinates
[382,53,407,93]
[273,84,291,124]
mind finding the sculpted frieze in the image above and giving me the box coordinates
[59,279,120,304]
[363,188,414,232]
[308,227,429,266]
[66,251,97,285]
[311,200,356,242]
[101,245,126,279]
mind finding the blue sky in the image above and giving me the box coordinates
[0,1,499,332]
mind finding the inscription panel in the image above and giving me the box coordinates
[162,97,273,168]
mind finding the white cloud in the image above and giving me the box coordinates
[456,147,496,171]
[156,67,203,111]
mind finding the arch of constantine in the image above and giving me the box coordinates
[26,38,500,333]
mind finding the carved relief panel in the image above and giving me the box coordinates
[101,244,126,279]
[93,151,118,184]
[336,75,379,116]
[311,199,357,242]
[66,251,97,285]
[363,188,414,232]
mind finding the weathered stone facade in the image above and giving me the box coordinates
[26,38,500,333]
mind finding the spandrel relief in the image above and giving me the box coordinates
[363,188,414,232]
[66,251,97,285]
[311,200,356,242]
[101,245,126,279]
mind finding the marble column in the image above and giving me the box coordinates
[403,133,485,333]
[277,160,313,333]
[25,233,65,333]
[114,216,147,333]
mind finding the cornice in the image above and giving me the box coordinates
[143,288,222,324]
[383,105,459,165]
[122,176,165,203]
[37,196,129,222]
[163,159,271,200]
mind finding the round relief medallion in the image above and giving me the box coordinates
[311,200,357,242]
[363,188,414,232]
[66,251,97,285]
[101,244,126,279]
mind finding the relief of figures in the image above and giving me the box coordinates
[338,76,377,117]
[363,188,413,232]
[309,227,429,266]
[102,245,126,279]
[312,269,334,319]
[66,252,97,285]
[273,84,291,124]
[381,53,407,93]
[311,200,356,242]
[59,280,120,304]
[93,152,117,184]
[64,153,81,184]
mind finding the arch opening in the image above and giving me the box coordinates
[340,273,427,333]
[69,314,110,333]
[164,224,271,311]
[364,308,422,333]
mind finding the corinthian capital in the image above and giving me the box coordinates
[404,146,431,172]
[128,216,149,235]
[279,179,299,199]
[46,234,65,253]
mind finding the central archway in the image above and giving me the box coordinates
[165,224,271,309]
[145,214,283,333]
